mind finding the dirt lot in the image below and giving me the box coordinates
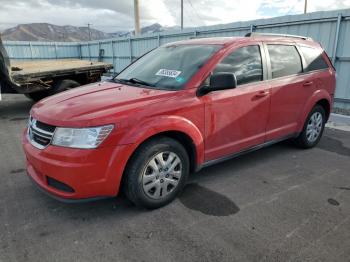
[1,94,350,262]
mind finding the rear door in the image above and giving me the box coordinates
[264,43,315,141]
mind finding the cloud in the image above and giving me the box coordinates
[0,0,349,32]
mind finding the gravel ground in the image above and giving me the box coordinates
[1,94,350,262]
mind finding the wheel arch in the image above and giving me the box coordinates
[119,115,204,164]
[316,98,331,121]
[297,90,332,131]
[118,130,200,198]
[141,131,197,173]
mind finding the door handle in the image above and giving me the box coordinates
[254,90,270,98]
[303,81,313,87]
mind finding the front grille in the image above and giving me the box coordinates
[36,121,56,133]
[28,117,56,149]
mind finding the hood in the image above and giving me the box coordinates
[31,81,177,127]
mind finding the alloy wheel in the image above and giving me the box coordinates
[306,111,323,143]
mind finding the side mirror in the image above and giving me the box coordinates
[210,72,237,91]
[197,73,237,96]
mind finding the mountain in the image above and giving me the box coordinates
[108,23,180,38]
[1,23,111,42]
[1,23,180,42]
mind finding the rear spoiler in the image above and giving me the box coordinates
[0,35,20,91]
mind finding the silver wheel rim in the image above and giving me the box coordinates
[142,151,182,200]
[306,112,323,143]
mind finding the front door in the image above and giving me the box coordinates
[203,44,271,161]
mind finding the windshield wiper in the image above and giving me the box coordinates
[113,78,127,84]
[128,78,154,87]
[116,78,154,87]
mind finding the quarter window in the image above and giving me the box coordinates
[267,45,302,78]
[214,45,263,86]
[299,46,329,72]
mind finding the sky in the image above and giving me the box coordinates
[0,0,350,32]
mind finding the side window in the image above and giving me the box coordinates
[213,45,263,86]
[299,46,329,72]
[267,45,302,78]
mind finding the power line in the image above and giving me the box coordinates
[286,0,302,15]
[185,0,205,26]
[182,3,196,27]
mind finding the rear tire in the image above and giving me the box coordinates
[25,79,80,102]
[123,137,189,209]
[294,105,326,148]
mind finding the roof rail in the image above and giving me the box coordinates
[245,32,312,41]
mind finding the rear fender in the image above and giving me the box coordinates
[297,89,331,131]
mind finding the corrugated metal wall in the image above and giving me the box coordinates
[3,9,350,109]
[4,41,80,60]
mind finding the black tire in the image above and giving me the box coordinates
[294,105,326,148]
[25,79,80,102]
[51,79,80,94]
[123,137,189,209]
[25,90,50,102]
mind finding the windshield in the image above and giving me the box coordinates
[115,44,220,90]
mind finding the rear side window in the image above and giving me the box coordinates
[267,45,302,78]
[214,45,263,85]
[299,46,329,72]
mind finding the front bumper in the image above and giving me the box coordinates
[22,131,134,201]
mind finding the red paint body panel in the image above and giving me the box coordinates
[23,130,134,198]
[202,81,271,161]
[265,74,313,140]
[22,36,336,201]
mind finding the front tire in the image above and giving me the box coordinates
[294,105,326,148]
[123,137,189,209]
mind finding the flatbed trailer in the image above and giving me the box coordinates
[0,37,113,101]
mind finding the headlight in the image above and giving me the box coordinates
[52,125,114,149]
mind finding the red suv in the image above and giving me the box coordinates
[23,33,336,208]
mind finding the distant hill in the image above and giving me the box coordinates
[1,23,180,42]
[1,23,111,42]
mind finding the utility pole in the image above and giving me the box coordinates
[87,23,92,41]
[181,0,184,30]
[134,0,141,36]
[304,0,308,14]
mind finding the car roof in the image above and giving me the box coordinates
[166,36,320,48]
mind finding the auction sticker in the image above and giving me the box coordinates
[156,69,181,78]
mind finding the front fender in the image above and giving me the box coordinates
[118,115,205,166]
[297,89,331,131]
